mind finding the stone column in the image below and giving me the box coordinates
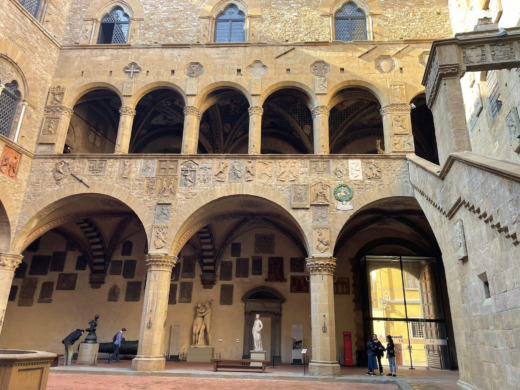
[45,107,74,154]
[114,107,136,154]
[0,84,5,96]
[248,106,263,154]
[311,106,330,154]
[181,106,202,154]
[132,254,177,372]
[380,105,415,154]
[0,254,22,334]
[306,256,340,377]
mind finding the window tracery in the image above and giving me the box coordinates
[97,6,130,44]
[334,2,367,41]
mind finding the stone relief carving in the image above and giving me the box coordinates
[310,61,330,76]
[314,76,327,94]
[198,164,213,187]
[53,161,71,181]
[348,159,362,180]
[154,225,169,250]
[291,184,310,209]
[505,107,520,146]
[122,81,134,96]
[186,62,204,78]
[211,160,227,183]
[390,85,406,104]
[277,160,298,182]
[154,204,171,224]
[247,60,268,79]
[333,162,347,179]
[257,161,273,181]
[245,160,255,182]
[312,206,328,227]
[229,160,244,183]
[40,117,60,143]
[491,43,515,61]
[140,160,157,178]
[365,161,382,179]
[157,177,177,197]
[255,234,275,254]
[47,86,66,106]
[123,62,142,79]
[310,182,331,205]
[85,160,107,175]
[0,147,21,180]
[462,46,486,64]
[314,228,330,254]
[157,160,178,176]
[121,160,132,178]
[376,56,396,73]
[180,161,198,187]
[454,219,468,261]
[310,160,330,175]
[392,115,410,134]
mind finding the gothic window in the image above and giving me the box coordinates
[0,81,21,138]
[486,70,502,120]
[97,7,130,44]
[18,0,42,18]
[335,2,367,41]
[214,5,245,43]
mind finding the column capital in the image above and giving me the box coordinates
[306,256,336,275]
[145,254,177,271]
[44,106,74,118]
[380,104,411,117]
[0,254,23,271]
[248,106,264,116]
[183,106,202,119]
[119,106,137,117]
[311,106,330,119]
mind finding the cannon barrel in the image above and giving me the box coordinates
[98,340,138,355]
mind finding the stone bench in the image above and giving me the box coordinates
[210,358,270,373]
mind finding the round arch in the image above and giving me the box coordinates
[131,81,188,108]
[11,183,153,254]
[242,286,285,301]
[326,78,388,107]
[259,80,318,109]
[194,77,253,108]
[65,81,124,108]
[168,185,311,257]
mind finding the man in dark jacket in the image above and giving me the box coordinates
[62,329,84,366]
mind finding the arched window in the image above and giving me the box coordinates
[486,70,502,120]
[0,81,21,138]
[214,5,245,43]
[97,7,130,44]
[335,2,367,41]
[18,0,42,18]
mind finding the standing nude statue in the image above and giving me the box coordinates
[252,314,264,351]
[192,302,205,346]
[197,301,212,347]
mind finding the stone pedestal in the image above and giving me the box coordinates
[186,347,214,362]
[250,350,266,367]
[76,343,99,365]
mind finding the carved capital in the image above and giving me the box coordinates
[44,106,74,118]
[183,106,202,119]
[306,256,336,275]
[248,106,264,116]
[0,254,23,272]
[119,106,136,116]
[146,254,177,271]
[380,105,411,116]
[311,106,330,119]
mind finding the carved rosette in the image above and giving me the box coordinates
[44,106,74,118]
[119,107,137,117]
[306,257,336,275]
[146,254,177,271]
[0,254,23,271]
[380,105,411,117]
[311,106,330,119]
[248,107,264,116]
[183,106,202,120]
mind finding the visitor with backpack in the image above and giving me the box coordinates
[108,328,126,363]
[386,335,397,376]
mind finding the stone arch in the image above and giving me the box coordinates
[168,184,311,257]
[85,0,144,20]
[200,0,261,18]
[11,183,153,254]
[326,78,388,107]
[320,0,382,15]
[194,77,253,108]
[0,40,37,107]
[259,80,318,109]
[408,89,427,105]
[131,81,188,108]
[242,286,285,301]
[0,196,12,253]
[65,81,124,108]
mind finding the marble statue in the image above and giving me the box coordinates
[252,314,264,351]
[191,301,212,347]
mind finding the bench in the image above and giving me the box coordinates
[210,358,270,373]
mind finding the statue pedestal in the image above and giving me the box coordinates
[186,347,214,362]
[250,350,267,367]
[76,343,99,365]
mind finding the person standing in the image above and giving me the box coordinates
[62,329,84,366]
[108,328,126,363]
[372,334,386,375]
[366,336,378,375]
[386,335,397,377]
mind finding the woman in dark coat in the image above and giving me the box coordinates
[371,334,386,375]
[386,335,397,376]
[366,336,378,375]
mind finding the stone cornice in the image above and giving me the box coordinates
[0,254,23,272]
[146,254,177,271]
[0,135,35,159]
[306,257,336,275]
